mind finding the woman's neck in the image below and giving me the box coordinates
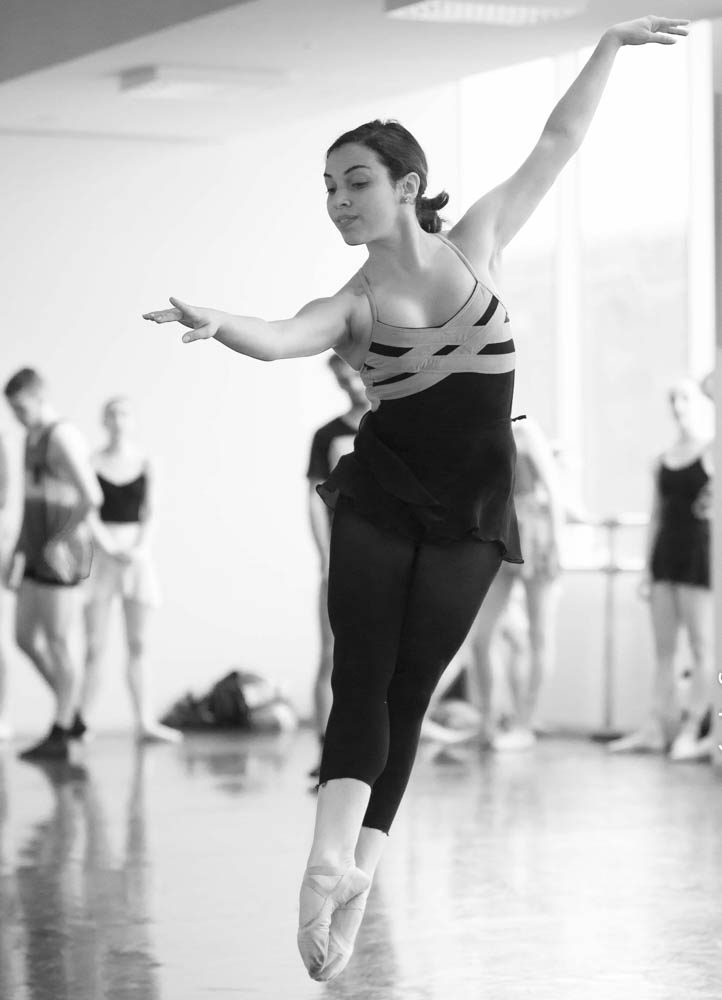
[365,220,436,277]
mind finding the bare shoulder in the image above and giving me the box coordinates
[447,210,498,275]
[332,271,374,370]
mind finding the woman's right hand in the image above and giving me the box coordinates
[143,297,221,344]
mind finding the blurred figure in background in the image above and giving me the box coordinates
[610,377,713,761]
[79,397,179,743]
[0,431,11,739]
[3,368,99,760]
[306,356,369,778]
[469,416,564,750]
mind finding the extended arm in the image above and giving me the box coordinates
[144,289,360,361]
[451,16,690,262]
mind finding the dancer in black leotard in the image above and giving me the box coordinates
[609,377,713,761]
[144,15,689,982]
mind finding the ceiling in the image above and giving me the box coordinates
[0,0,719,142]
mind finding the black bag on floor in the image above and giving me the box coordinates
[161,669,295,732]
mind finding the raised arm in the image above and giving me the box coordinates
[144,287,363,362]
[450,15,690,265]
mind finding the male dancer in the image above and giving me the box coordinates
[4,369,102,760]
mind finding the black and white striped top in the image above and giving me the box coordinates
[359,234,515,411]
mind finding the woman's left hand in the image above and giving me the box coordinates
[606,15,690,47]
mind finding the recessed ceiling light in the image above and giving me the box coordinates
[119,65,291,101]
[386,0,587,26]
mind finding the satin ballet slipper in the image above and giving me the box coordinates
[297,864,371,980]
[316,883,371,982]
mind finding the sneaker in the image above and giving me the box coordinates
[67,712,89,742]
[18,724,71,762]
[607,725,666,754]
[492,726,536,752]
[669,718,714,762]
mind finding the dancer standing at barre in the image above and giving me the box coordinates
[144,16,689,981]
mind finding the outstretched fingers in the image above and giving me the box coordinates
[652,16,691,41]
[142,306,183,323]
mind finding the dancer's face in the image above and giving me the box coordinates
[669,381,702,432]
[103,398,133,438]
[324,144,406,245]
[7,388,44,429]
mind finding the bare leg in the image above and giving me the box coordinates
[468,564,518,740]
[80,597,114,723]
[313,576,334,736]
[37,585,80,729]
[520,575,559,729]
[123,599,180,742]
[671,584,714,761]
[609,581,679,753]
[299,778,372,978]
[15,580,56,691]
[0,584,12,737]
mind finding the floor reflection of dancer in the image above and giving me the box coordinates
[15,754,159,1000]
[469,416,564,751]
[307,357,369,779]
[4,369,100,761]
[143,15,689,981]
[609,378,714,761]
[79,397,180,744]
[0,431,12,739]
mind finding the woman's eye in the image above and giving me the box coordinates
[325,189,335,196]
[351,182,368,189]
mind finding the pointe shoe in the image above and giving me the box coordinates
[297,864,371,980]
[317,883,371,982]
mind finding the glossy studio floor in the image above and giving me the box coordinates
[0,729,720,1000]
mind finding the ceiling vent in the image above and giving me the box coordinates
[386,0,587,26]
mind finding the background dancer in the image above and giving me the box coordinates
[0,431,11,740]
[306,356,369,779]
[143,15,689,982]
[3,368,99,761]
[609,377,713,761]
[469,415,564,750]
[79,397,179,744]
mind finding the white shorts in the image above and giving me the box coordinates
[85,523,161,608]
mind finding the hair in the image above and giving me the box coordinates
[327,119,449,234]
[4,367,44,399]
[102,395,130,420]
[327,352,348,371]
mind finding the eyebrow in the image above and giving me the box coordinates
[323,165,372,179]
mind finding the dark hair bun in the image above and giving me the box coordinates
[416,190,449,234]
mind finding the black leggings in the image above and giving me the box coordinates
[319,499,503,833]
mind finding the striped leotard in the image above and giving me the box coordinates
[318,234,522,562]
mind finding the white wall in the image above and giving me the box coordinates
[0,84,462,733]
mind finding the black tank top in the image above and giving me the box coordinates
[657,457,710,530]
[98,472,147,524]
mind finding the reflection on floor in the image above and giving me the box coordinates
[0,730,720,1000]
